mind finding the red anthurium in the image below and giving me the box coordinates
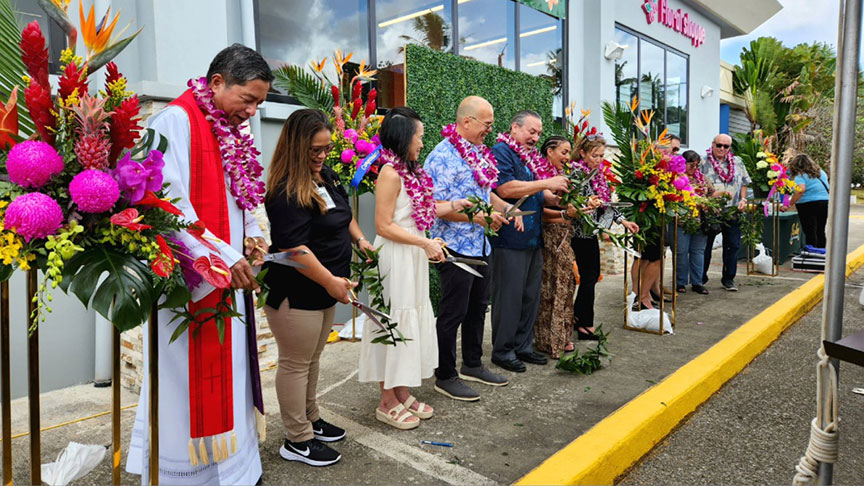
[136,191,184,216]
[193,253,232,289]
[187,221,219,252]
[151,235,175,277]
[110,208,152,231]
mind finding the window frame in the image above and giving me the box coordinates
[254,0,569,119]
[614,23,690,146]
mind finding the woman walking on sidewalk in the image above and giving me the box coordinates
[784,154,829,249]
[264,109,374,466]
[358,107,471,430]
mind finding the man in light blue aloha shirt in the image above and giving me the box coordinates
[426,96,514,401]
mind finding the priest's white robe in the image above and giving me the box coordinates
[125,105,264,486]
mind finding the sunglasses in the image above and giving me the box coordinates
[671,147,680,153]
[714,143,730,149]
[309,143,335,157]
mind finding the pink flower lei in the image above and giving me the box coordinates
[690,169,708,196]
[189,77,265,210]
[570,159,612,202]
[379,148,436,231]
[441,124,498,189]
[496,132,557,180]
[706,148,735,184]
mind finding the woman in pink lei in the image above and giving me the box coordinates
[358,107,471,430]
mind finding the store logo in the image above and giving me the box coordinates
[642,0,705,48]
[642,0,657,24]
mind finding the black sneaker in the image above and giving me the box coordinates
[312,418,346,442]
[280,438,341,467]
[723,281,738,291]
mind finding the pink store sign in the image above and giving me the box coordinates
[641,0,706,48]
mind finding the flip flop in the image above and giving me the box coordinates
[564,341,575,352]
[403,396,434,419]
[375,403,420,430]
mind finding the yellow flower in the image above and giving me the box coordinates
[50,0,71,12]
[310,58,327,73]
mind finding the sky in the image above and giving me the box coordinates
[719,0,860,66]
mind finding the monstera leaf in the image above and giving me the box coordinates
[273,64,334,112]
[59,247,158,331]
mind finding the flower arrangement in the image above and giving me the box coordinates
[274,50,383,194]
[754,145,798,214]
[0,2,242,333]
[602,97,700,237]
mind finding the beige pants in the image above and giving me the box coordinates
[264,300,335,442]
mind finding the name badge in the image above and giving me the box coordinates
[317,185,336,211]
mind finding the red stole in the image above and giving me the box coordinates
[169,90,235,450]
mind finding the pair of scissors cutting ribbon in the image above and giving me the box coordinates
[343,278,393,333]
[430,239,487,278]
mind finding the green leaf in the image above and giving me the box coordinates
[0,0,35,137]
[0,264,13,282]
[85,27,143,73]
[272,64,334,112]
[61,248,157,331]
[161,283,191,309]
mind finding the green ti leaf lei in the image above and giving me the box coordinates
[349,246,409,346]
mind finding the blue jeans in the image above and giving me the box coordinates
[702,219,741,286]
[676,227,707,287]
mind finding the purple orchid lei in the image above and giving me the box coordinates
[570,159,612,202]
[496,132,557,180]
[189,77,265,211]
[379,148,436,232]
[441,124,498,189]
[690,168,708,196]
[706,148,735,184]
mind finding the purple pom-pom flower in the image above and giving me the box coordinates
[355,139,375,155]
[6,141,64,189]
[672,175,692,191]
[70,170,120,213]
[344,129,359,144]
[340,149,356,163]
[5,192,64,241]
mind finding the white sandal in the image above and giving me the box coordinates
[403,396,434,419]
[375,403,420,430]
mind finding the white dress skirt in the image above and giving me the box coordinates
[358,178,438,389]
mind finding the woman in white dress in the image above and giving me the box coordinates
[358,107,470,430]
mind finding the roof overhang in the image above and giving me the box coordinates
[683,0,783,39]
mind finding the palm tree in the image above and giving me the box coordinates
[397,13,451,54]
[541,47,563,95]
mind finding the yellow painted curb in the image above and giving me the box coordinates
[517,244,864,486]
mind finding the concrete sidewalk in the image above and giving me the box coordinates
[3,208,862,485]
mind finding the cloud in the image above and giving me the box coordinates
[720,0,841,64]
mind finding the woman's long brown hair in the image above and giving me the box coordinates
[266,109,333,214]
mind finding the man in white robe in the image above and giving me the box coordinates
[126,44,272,486]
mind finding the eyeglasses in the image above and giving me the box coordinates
[309,144,335,157]
[468,115,494,130]
[714,143,730,149]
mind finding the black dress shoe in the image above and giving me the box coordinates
[516,352,548,365]
[492,357,527,373]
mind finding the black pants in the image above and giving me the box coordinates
[434,250,490,380]
[702,218,741,286]
[571,236,600,328]
[490,247,543,361]
[796,200,828,248]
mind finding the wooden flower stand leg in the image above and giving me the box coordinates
[112,324,121,485]
[1,279,11,486]
[350,192,360,342]
[26,270,40,485]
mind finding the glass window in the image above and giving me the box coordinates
[458,0,516,69]
[639,40,665,130]
[376,0,452,108]
[257,0,369,69]
[12,0,65,75]
[614,26,688,144]
[666,51,688,142]
[614,29,638,109]
[518,4,562,116]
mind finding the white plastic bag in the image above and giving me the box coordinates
[713,233,723,249]
[752,243,773,275]
[859,286,864,306]
[627,293,673,334]
[42,442,106,486]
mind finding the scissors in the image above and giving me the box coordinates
[343,278,393,333]
[576,167,600,189]
[260,251,309,268]
[430,239,487,278]
[601,201,634,209]
[504,195,536,218]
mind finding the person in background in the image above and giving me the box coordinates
[783,153,829,249]
[264,108,375,467]
[359,107,471,430]
[675,150,714,295]
[702,133,750,291]
[535,135,577,358]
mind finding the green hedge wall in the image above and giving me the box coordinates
[405,44,561,164]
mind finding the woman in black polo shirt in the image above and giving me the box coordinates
[263,109,375,467]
